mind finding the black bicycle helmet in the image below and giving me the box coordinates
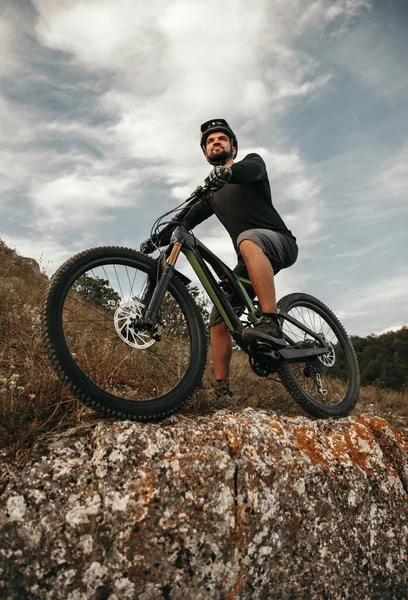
[200,118,238,165]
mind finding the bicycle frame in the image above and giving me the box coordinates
[143,224,331,364]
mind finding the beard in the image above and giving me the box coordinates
[208,147,232,163]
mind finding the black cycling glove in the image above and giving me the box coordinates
[205,166,232,191]
[139,238,157,254]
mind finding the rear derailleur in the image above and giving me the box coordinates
[303,362,327,396]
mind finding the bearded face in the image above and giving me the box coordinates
[205,131,235,164]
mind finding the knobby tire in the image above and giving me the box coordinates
[277,293,360,418]
[41,246,208,421]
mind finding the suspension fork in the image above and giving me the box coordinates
[143,243,182,327]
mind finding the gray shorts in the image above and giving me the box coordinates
[209,229,298,328]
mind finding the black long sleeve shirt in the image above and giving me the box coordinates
[163,153,295,255]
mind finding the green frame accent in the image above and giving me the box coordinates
[184,250,233,329]
[183,250,261,332]
[235,275,261,324]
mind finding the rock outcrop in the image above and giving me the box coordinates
[1,409,407,599]
[0,240,44,276]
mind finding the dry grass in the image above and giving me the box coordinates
[186,351,408,438]
[0,242,86,452]
[1,239,407,460]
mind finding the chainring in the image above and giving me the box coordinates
[249,355,277,377]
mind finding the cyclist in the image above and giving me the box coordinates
[141,119,298,397]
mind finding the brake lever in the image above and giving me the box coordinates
[188,184,210,201]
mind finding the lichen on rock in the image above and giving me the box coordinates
[0,409,407,599]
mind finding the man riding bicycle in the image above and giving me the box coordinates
[141,119,298,397]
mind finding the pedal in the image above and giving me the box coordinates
[249,340,277,352]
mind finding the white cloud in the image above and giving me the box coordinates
[325,6,406,102]
[34,0,160,69]
[375,144,408,201]
[0,13,17,74]
[375,324,406,336]
[350,272,408,306]
[334,270,408,335]
[3,0,406,340]
[26,0,368,255]
[32,0,336,165]
[31,171,136,228]
[338,144,408,225]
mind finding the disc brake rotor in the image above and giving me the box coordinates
[114,300,155,349]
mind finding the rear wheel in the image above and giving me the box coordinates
[41,246,207,420]
[277,293,360,418]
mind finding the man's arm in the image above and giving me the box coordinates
[183,195,214,230]
[146,196,214,249]
[230,153,267,184]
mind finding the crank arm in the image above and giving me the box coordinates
[248,346,281,366]
[279,345,331,363]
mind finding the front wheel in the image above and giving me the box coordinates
[41,246,208,420]
[277,293,360,418]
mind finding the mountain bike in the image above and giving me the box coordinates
[42,176,360,421]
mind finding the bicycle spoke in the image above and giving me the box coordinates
[60,260,194,402]
[63,308,116,337]
[283,303,350,406]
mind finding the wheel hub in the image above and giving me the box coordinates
[114,300,155,349]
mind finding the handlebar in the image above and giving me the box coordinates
[149,166,232,249]
[184,165,232,207]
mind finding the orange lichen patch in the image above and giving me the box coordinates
[359,416,408,453]
[289,423,380,476]
[134,473,154,501]
[263,417,285,438]
[384,464,399,479]
[225,428,241,457]
[357,416,388,430]
[227,502,249,600]
[343,425,376,475]
[392,430,408,453]
[133,475,156,523]
[369,417,389,429]
[326,431,353,462]
[291,426,329,467]
[264,439,281,456]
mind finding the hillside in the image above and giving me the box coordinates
[0,239,407,453]
[351,328,408,391]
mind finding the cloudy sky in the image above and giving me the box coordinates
[1,0,407,337]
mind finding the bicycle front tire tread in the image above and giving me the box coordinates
[41,246,208,421]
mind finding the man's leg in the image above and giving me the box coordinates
[211,321,232,380]
[239,238,286,346]
[238,239,277,313]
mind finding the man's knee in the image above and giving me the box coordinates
[210,320,229,335]
[237,232,262,255]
